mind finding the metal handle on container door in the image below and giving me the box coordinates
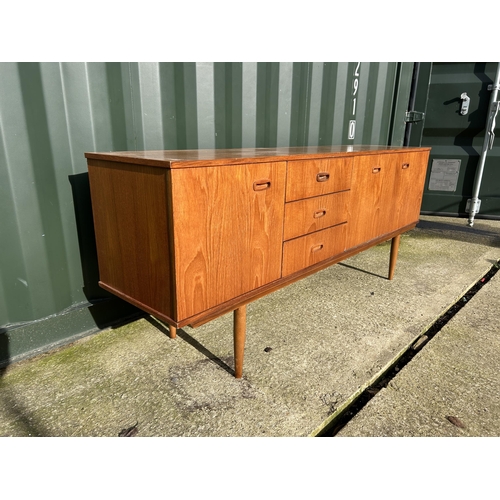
[460,92,470,115]
[402,163,410,169]
[372,167,381,174]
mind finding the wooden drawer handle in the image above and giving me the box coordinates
[311,244,324,253]
[313,209,327,219]
[372,167,381,174]
[253,179,271,191]
[402,163,410,169]
[316,172,330,182]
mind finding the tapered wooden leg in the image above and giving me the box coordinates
[169,325,177,339]
[389,234,401,280]
[233,305,247,379]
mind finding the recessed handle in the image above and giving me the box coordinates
[253,179,271,191]
[316,172,330,182]
[313,209,327,219]
[402,163,410,169]
[372,167,381,174]
[311,244,324,253]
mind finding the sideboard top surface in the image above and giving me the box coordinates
[85,145,431,169]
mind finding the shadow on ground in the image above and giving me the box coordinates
[416,218,500,247]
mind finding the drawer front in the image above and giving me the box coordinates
[282,223,347,277]
[283,191,349,241]
[286,157,353,201]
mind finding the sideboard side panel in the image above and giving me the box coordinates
[87,160,175,318]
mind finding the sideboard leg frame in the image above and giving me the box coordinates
[233,305,247,378]
[388,234,401,280]
[169,325,177,339]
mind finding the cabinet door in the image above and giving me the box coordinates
[346,152,428,250]
[170,162,286,321]
[392,151,429,228]
[346,154,397,249]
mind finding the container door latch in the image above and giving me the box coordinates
[460,92,471,115]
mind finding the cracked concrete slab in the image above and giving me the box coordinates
[336,264,500,437]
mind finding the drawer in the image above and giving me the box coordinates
[286,157,353,201]
[283,191,349,241]
[282,223,347,277]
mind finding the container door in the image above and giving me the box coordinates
[408,62,500,218]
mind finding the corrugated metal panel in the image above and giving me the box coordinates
[0,61,412,360]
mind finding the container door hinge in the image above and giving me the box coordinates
[405,111,425,123]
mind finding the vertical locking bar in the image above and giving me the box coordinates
[467,63,500,227]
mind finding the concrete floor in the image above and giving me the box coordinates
[1,215,499,437]
[337,251,500,437]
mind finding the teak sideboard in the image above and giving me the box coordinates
[85,146,431,378]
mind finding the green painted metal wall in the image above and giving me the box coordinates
[0,62,414,364]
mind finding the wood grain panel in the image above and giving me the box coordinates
[346,154,398,249]
[283,191,349,241]
[282,223,347,277]
[87,160,174,318]
[171,162,286,320]
[346,152,429,250]
[285,157,353,201]
[392,151,430,228]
